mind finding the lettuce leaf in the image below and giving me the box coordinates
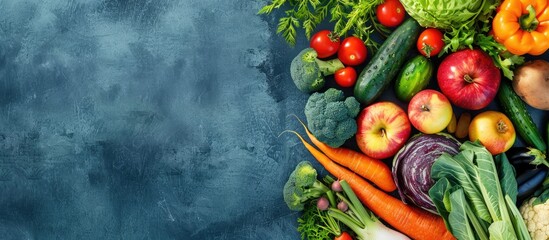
[399,0,500,29]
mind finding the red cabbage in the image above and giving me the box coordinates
[392,133,461,214]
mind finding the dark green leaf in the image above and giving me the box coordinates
[429,177,452,229]
[494,153,518,204]
[448,188,476,240]
[533,189,549,205]
[431,152,492,223]
[504,195,531,240]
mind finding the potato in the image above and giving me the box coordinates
[513,60,549,110]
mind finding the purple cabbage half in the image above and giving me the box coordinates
[392,133,461,214]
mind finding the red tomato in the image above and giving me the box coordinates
[310,30,340,58]
[334,232,353,240]
[338,37,367,66]
[417,28,445,58]
[376,0,406,27]
[334,67,357,88]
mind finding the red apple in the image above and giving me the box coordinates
[408,89,453,134]
[437,49,501,110]
[356,102,411,159]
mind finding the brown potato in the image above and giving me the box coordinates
[513,60,549,110]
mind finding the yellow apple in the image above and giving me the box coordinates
[469,111,516,155]
[408,89,453,134]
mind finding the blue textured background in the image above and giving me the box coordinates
[0,0,312,239]
[2,1,548,240]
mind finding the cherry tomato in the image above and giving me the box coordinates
[376,0,406,27]
[338,37,367,66]
[417,28,445,58]
[334,67,357,88]
[334,231,353,240]
[310,30,340,58]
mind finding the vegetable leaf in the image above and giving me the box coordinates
[297,203,333,240]
[276,12,300,46]
[259,0,387,50]
[429,177,452,229]
[257,0,288,14]
[468,142,503,221]
[430,141,532,240]
[494,153,517,204]
[448,188,476,240]
[533,189,549,205]
[504,195,531,240]
[440,25,524,80]
[431,152,492,223]
[488,221,516,240]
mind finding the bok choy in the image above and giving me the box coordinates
[429,141,530,240]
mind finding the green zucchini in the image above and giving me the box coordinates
[498,80,547,153]
[394,55,433,102]
[354,18,421,105]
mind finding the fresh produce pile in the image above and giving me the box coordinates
[260,0,549,239]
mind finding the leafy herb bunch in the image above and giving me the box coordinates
[258,0,390,51]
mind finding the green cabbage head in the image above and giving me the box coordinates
[399,0,499,29]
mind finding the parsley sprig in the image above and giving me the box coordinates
[259,0,389,51]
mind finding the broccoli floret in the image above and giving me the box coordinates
[323,88,345,102]
[290,48,344,93]
[283,161,330,211]
[305,88,361,148]
[345,97,360,117]
[324,102,349,122]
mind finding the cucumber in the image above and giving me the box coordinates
[498,80,547,153]
[394,55,433,102]
[354,18,421,105]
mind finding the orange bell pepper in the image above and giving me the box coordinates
[492,0,549,55]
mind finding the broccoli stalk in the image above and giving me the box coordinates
[283,161,331,211]
[328,180,411,240]
[290,48,345,93]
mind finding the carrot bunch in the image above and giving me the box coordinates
[287,118,455,240]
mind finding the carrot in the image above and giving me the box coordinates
[286,130,455,240]
[294,116,397,192]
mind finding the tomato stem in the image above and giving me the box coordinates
[421,42,434,58]
[519,5,539,32]
[497,119,509,133]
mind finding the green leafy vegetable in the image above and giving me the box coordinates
[488,221,516,240]
[505,196,531,240]
[429,141,532,240]
[399,0,499,30]
[258,0,389,50]
[431,150,492,223]
[495,153,518,204]
[448,188,475,240]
